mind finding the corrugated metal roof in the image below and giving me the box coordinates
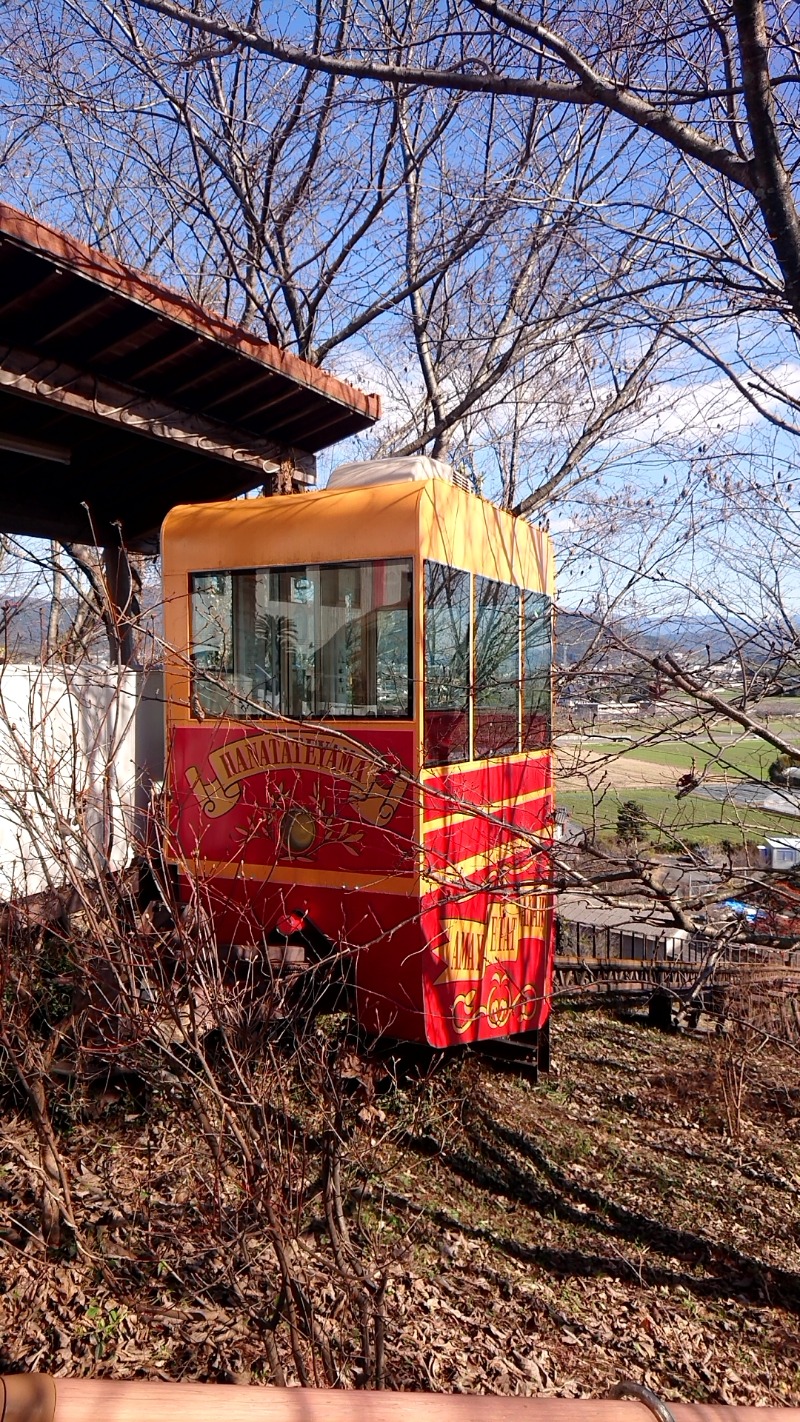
[0,204,380,548]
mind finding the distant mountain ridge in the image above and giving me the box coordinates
[556,609,775,665]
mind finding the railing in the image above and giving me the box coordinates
[1,1375,798,1422]
[556,918,707,967]
[558,917,800,969]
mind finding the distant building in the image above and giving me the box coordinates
[551,807,586,845]
[560,700,655,721]
[758,836,800,870]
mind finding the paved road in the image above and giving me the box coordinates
[556,731,800,748]
[692,781,800,815]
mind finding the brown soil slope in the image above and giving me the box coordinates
[1,1011,799,1402]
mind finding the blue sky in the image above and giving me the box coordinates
[1,0,800,638]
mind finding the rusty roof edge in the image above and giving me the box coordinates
[0,203,381,426]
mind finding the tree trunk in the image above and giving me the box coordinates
[733,0,800,323]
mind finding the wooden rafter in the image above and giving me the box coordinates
[0,344,317,483]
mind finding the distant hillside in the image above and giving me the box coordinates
[0,589,162,661]
[0,596,68,660]
[556,609,778,666]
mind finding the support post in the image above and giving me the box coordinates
[102,544,140,667]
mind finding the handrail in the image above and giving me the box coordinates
[0,1376,56,1422]
[2,1376,799,1422]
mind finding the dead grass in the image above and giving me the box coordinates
[556,747,685,790]
[361,1011,800,1401]
[2,1010,800,1402]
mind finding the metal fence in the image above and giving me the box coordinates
[556,917,706,967]
[556,915,800,977]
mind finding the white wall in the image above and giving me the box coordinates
[0,664,141,900]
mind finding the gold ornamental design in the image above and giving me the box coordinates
[452,970,542,1034]
[433,894,548,984]
[186,730,407,827]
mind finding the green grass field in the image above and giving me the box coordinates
[707,717,800,743]
[562,736,776,780]
[559,784,800,848]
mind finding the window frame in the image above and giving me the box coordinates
[422,559,472,767]
[423,559,552,767]
[189,556,415,722]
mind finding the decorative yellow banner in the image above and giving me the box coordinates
[434,894,548,984]
[186,730,406,827]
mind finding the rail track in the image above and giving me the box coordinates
[554,944,800,1040]
[469,1032,546,1084]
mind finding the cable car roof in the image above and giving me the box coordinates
[161,478,555,597]
[0,204,380,550]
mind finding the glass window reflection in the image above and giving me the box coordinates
[191,559,412,719]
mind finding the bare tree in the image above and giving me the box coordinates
[121,0,800,433]
[0,0,693,501]
[6,0,800,984]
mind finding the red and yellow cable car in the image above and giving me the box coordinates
[162,458,555,1048]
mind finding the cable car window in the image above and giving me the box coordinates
[522,591,552,749]
[474,577,520,757]
[190,559,412,719]
[424,561,470,765]
[191,573,235,716]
